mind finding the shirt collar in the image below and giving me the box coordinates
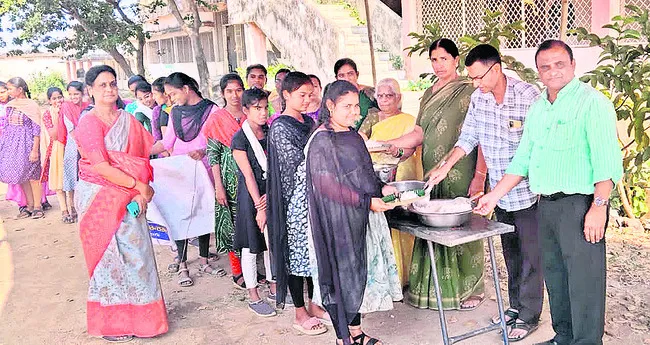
[542,77,580,104]
[479,75,517,106]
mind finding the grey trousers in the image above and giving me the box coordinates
[495,202,544,324]
[539,193,606,345]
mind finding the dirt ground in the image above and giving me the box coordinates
[1,190,649,345]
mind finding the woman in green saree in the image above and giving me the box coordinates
[389,38,488,310]
[333,58,379,137]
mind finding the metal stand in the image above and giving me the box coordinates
[426,237,509,345]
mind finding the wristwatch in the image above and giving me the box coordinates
[593,196,609,207]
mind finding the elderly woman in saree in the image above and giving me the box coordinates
[384,39,488,311]
[367,78,424,287]
[333,58,379,136]
[307,80,402,345]
[74,65,167,342]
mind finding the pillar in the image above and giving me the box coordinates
[591,0,620,36]
[86,59,93,70]
[66,60,73,83]
[244,22,268,66]
[401,0,418,80]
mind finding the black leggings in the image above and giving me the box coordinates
[324,304,362,339]
[287,275,314,308]
[175,233,210,263]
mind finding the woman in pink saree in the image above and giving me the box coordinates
[74,65,168,342]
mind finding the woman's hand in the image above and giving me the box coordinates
[255,194,267,211]
[370,197,395,212]
[131,194,148,217]
[256,210,267,232]
[135,180,155,202]
[28,150,39,163]
[215,185,228,206]
[381,184,399,197]
[188,149,206,161]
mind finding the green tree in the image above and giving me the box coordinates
[0,0,148,77]
[573,5,650,219]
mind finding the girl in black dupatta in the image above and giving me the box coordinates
[307,80,398,345]
[267,72,328,335]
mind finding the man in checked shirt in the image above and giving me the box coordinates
[426,44,543,342]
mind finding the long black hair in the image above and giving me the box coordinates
[165,72,202,98]
[428,38,460,58]
[318,80,359,128]
[67,81,84,94]
[46,87,63,100]
[219,73,244,106]
[280,71,312,113]
[7,77,31,99]
[152,77,166,94]
[85,65,120,108]
[85,65,117,86]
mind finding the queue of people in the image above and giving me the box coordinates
[0,37,622,345]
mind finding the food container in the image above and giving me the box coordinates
[373,163,398,183]
[387,180,426,217]
[407,197,475,228]
[408,208,473,228]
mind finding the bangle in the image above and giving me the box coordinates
[128,177,137,189]
[476,171,487,177]
[395,148,404,158]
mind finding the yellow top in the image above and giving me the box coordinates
[369,112,424,181]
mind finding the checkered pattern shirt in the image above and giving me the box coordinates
[456,76,540,212]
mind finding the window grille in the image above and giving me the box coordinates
[200,32,216,62]
[175,36,193,63]
[159,38,175,64]
[419,0,592,49]
[147,41,160,64]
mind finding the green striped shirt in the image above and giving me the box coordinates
[506,78,623,195]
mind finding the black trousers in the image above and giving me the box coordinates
[495,203,544,324]
[287,275,314,308]
[175,233,211,263]
[539,194,606,345]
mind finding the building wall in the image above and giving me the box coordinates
[0,55,68,82]
[228,0,344,82]
[143,10,229,83]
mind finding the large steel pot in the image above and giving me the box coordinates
[373,163,398,184]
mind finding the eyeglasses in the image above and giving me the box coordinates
[377,93,396,99]
[468,63,497,82]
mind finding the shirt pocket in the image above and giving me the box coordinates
[506,116,525,144]
[546,117,580,151]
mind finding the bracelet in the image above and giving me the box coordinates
[128,177,137,189]
[394,148,404,158]
[476,171,487,177]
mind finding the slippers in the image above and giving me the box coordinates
[459,294,485,311]
[178,268,194,287]
[293,317,327,335]
[507,319,539,342]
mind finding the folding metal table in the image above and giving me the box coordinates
[389,215,514,344]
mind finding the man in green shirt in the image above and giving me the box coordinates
[475,40,623,345]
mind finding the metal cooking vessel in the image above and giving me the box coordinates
[386,180,426,217]
[409,208,473,228]
[373,163,398,183]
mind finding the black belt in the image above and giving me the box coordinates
[540,192,588,201]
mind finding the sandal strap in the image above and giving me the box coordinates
[352,332,380,345]
[504,309,519,319]
[301,317,323,330]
